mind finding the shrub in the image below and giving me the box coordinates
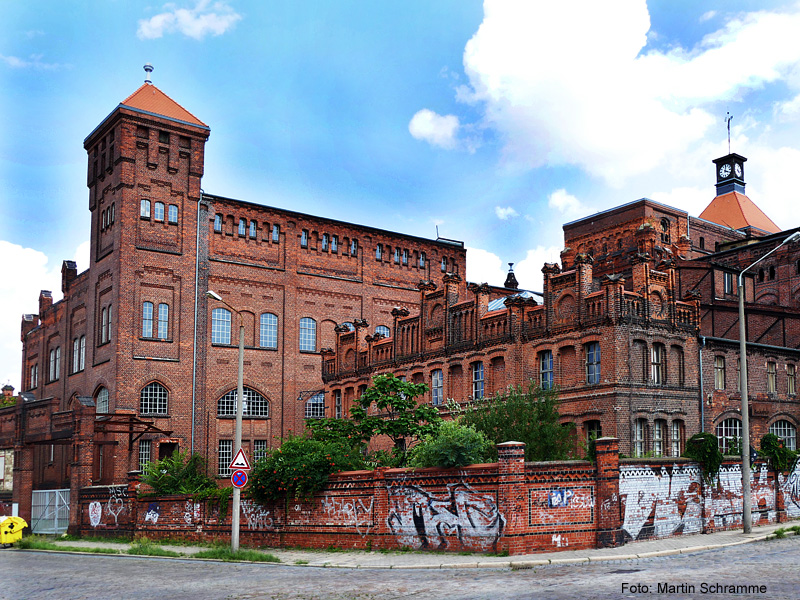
[759,433,798,472]
[249,434,365,503]
[684,432,723,484]
[141,451,218,496]
[409,420,493,469]
[456,384,575,462]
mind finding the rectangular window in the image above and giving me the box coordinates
[30,364,38,389]
[394,248,400,264]
[214,214,222,232]
[789,364,796,395]
[375,244,382,260]
[586,342,601,384]
[159,130,169,144]
[431,369,443,406]
[254,440,268,462]
[653,420,665,457]
[634,419,646,457]
[714,356,725,390]
[301,229,308,248]
[218,440,233,477]
[350,239,358,256]
[334,389,342,419]
[305,392,326,419]
[419,253,426,269]
[736,358,741,391]
[49,347,60,382]
[259,313,278,349]
[139,440,151,470]
[472,362,484,400]
[168,204,178,224]
[157,303,169,339]
[142,302,153,338]
[154,201,165,221]
[299,318,317,352]
[402,249,408,265]
[331,235,338,252]
[272,224,280,242]
[140,199,151,219]
[79,336,85,371]
[249,220,257,238]
[211,308,232,344]
[767,361,777,393]
[724,272,736,295]
[321,233,329,251]
[238,218,246,236]
[651,344,664,385]
[73,337,80,373]
[671,421,682,457]
[540,350,553,390]
[100,307,108,344]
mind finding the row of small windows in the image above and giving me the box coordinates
[217,439,269,476]
[140,200,179,224]
[301,230,358,256]
[100,204,115,231]
[632,419,683,457]
[32,334,93,388]
[214,214,281,242]
[716,418,798,452]
[714,356,796,395]
[538,342,602,388]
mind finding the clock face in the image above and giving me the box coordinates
[734,163,742,177]
[719,163,731,178]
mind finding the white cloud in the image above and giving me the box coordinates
[0,240,88,392]
[434,1,800,186]
[494,206,518,220]
[547,189,586,216]
[0,54,65,70]
[137,0,242,40]
[465,246,507,286]
[514,246,563,293]
[699,11,717,23]
[408,109,460,149]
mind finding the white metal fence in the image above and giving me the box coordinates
[31,489,70,534]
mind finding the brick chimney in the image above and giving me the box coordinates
[39,290,53,315]
[62,260,78,294]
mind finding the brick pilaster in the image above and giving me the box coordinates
[594,437,623,547]
[497,441,526,555]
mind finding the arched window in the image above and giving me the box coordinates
[660,219,670,244]
[157,303,169,339]
[769,420,797,451]
[758,269,765,282]
[217,387,269,417]
[140,382,168,415]
[716,418,742,454]
[211,308,231,344]
[249,220,257,238]
[299,317,317,352]
[375,325,391,338]
[769,265,776,280]
[259,313,278,349]
[140,199,151,218]
[214,214,222,232]
[653,419,667,457]
[272,224,280,242]
[633,418,647,457]
[341,322,355,331]
[305,392,325,419]
[419,252,426,268]
[96,387,109,414]
[154,201,165,221]
[168,204,178,224]
[321,233,329,251]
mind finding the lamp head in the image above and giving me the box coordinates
[206,290,223,301]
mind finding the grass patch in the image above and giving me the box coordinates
[193,547,280,563]
[294,559,309,565]
[772,528,787,539]
[16,536,119,554]
[127,538,183,557]
[59,533,133,544]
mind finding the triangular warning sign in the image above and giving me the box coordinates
[229,448,251,470]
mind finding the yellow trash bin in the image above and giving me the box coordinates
[0,516,28,545]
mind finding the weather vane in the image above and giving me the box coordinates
[725,111,733,154]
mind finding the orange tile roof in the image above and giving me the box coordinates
[120,83,207,128]
[698,191,780,234]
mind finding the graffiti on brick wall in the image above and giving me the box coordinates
[387,481,505,551]
[106,485,127,526]
[619,463,775,541]
[89,501,102,527]
[529,487,594,525]
[144,502,160,524]
[321,495,373,536]
[183,501,201,524]
[779,462,800,518]
[241,499,273,530]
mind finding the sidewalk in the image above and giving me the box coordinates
[45,521,787,569]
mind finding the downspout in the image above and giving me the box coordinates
[191,190,203,453]
[699,335,705,433]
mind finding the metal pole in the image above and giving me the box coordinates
[737,283,752,534]
[232,317,244,553]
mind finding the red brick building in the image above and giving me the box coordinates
[2,80,466,529]
[324,154,800,458]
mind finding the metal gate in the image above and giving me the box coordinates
[31,489,71,534]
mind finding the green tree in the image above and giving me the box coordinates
[455,383,575,461]
[308,373,442,466]
[141,450,218,495]
[409,420,493,469]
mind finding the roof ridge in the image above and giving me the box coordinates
[120,83,207,128]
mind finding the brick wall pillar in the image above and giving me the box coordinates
[497,441,526,555]
[594,437,623,548]
[372,467,390,549]
[68,402,96,533]
[11,442,33,526]
[775,468,788,524]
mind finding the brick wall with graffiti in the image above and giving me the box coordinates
[73,439,799,556]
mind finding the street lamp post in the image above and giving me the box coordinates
[737,231,800,534]
[206,289,245,552]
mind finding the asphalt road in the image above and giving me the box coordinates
[3,536,799,600]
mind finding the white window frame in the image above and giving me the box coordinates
[471,362,484,400]
[431,369,443,406]
[211,308,232,345]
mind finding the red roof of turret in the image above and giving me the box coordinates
[120,83,207,128]
[698,191,780,234]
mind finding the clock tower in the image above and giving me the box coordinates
[712,153,746,195]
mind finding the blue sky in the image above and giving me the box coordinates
[3,0,800,390]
